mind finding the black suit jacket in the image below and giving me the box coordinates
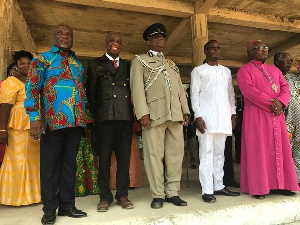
[86,55,133,122]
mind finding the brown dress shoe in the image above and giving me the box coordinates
[97,200,110,212]
[117,196,134,209]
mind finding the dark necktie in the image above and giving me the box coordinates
[112,60,118,69]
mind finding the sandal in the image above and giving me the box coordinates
[117,197,134,209]
[97,200,110,212]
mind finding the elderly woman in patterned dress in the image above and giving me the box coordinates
[274,52,300,186]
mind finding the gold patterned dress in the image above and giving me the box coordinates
[0,76,41,206]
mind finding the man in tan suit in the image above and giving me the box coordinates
[130,23,190,209]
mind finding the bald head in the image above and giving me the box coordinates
[106,31,121,43]
[274,51,292,75]
[105,31,122,58]
[53,24,73,51]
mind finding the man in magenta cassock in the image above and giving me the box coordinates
[237,40,299,199]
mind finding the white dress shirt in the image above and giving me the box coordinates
[190,63,236,135]
[105,53,119,67]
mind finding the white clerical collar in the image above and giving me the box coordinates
[149,50,164,57]
[106,53,119,62]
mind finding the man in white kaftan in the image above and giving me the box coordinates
[190,40,240,203]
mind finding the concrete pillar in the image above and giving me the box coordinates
[190,13,208,67]
[0,0,13,81]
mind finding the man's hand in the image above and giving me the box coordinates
[30,120,45,141]
[0,131,8,146]
[270,99,283,116]
[294,57,300,71]
[195,117,206,134]
[182,114,189,127]
[140,114,150,129]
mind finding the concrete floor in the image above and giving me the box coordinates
[1,158,300,225]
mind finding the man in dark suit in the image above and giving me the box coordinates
[86,32,134,212]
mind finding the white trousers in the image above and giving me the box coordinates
[198,133,226,194]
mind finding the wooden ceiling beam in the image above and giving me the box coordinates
[36,46,192,65]
[13,0,36,52]
[195,0,219,14]
[52,0,194,18]
[219,60,245,68]
[164,18,189,55]
[266,37,300,63]
[36,46,245,68]
[208,8,300,33]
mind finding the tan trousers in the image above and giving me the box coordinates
[142,121,184,199]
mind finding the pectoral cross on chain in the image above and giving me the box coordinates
[272,83,278,93]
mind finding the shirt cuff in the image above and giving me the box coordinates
[194,109,202,119]
[29,111,40,122]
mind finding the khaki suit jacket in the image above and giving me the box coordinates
[130,52,189,128]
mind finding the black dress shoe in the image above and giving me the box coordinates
[253,195,265,199]
[270,189,297,196]
[202,194,216,203]
[165,196,187,206]
[214,187,240,196]
[58,206,87,218]
[41,211,56,225]
[224,181,240,188]
[151,198,164,209]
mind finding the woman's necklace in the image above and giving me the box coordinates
[251,62,278,93]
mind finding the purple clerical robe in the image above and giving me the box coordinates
[237,60,299,195]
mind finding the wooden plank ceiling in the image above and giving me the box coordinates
[13,0,300,79]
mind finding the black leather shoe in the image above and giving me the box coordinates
[214,187,240,196]
[253,195,265,199]
[165,196,187,206]
[202,194,216,203]
[224,181,240,188]
[270,189,297,196]
[58,206,87,218]
[151,198,164,209]
[41,211,56,225]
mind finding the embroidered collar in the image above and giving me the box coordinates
[148,50,164,57]
[50,45,75,57]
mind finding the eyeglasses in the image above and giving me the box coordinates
[205,46,222,51]
[251,46,269,51]
[281,59,294,64]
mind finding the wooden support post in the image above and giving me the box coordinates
[0,0,13,81]
[190,13,208,67]
[13,1,36,53]
[164,18,189,55]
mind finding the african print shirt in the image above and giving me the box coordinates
[284,72,300,141]
[24,46,86,131]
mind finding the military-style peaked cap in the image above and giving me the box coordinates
[143,23,166,41]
